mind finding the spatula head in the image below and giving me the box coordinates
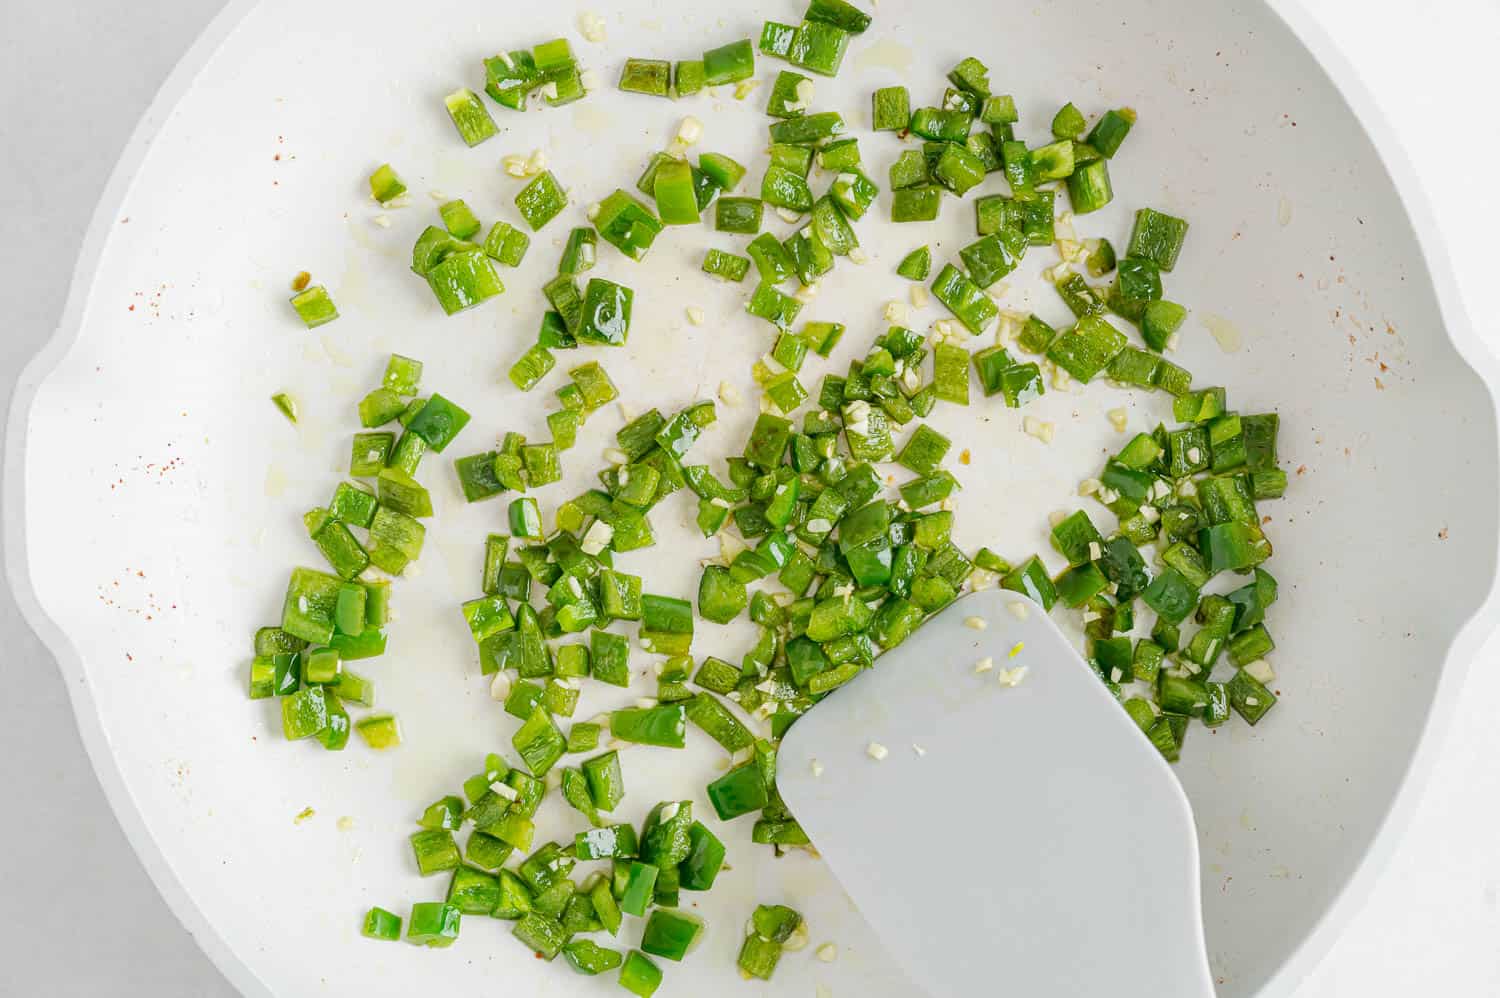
[777,589,1214,998]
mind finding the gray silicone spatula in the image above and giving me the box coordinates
[777,588,1215,998]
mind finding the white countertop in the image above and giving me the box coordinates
[1,0,1497,993]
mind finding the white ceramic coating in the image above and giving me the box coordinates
[779,589,1214,997]
[5,0,1499,996]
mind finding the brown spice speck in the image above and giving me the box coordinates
[292,271,311,292]
[1438,527,1449,540]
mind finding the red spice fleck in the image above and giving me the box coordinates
[125,653,133,662]
[128,304,135,311]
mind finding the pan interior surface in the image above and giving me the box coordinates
[13,0,1496,995]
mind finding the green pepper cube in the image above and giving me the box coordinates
[891,185,941,223]
[932,264,999,334]
[444,88,496,146]
[789,19,851,76]
[1030,139,1075,182]
[617,862,660,918]
[1128,207,1190,271]
[513,911,568,960]
[362,906,402,940]
[697,566,748,624]
[593,189,664,262]
[698,153,746,194]
[483,220,531,267]
[454,451,505,503]
[575,278,633,346]
[562,938,624,975]
[566,721,600,753]
[642,909,703,962]
[581,748,625,811]
[872,86,910,131]
[368,164,406,205]
[289,285,338,328]
[674,60,706,96]
[610,704,686,748]
[767,69,810,119]
[590,629,632,685]
[1087,107,1136,158]
[702,248,752,282]
[446,865,502,915]
[934,142,987,196]
[406,902,461,947]
[438,199,481,240]
[378,354,420,395]
[746,283,802,330]
[652,159,701,225]
[355,713,402,749]
[738,934,783,980]
[404,393,469,452]
[531,36,574,71]
[1228,668,1277,724]
[960,227,1027,289]
[889,149,929,190]
[616,950,662,996]
[426,250,504,315]
[280,685,329,740]
[576,822,640,861]
[897,246,931,281]
[706,760,769,819]
[506,345,557,397]
[1142,299,1188,352]
[677,821,726,891]
[619,58,672,97]
[1067,158,1113,214]
[514,171,567,231]
[714,197,763,235]
[514,707,567,777]
[761,163,813,213]
[461,596,515,644]
[521,443,561,487]
[303,646,341,684]
[768,110,846,145]
[703,39,755,85]
[1046,315,1128,382]
[411,829,462,876]
[897,424,952,475]
[562,362,615,412]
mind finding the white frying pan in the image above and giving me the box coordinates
[5,0,1498,995]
